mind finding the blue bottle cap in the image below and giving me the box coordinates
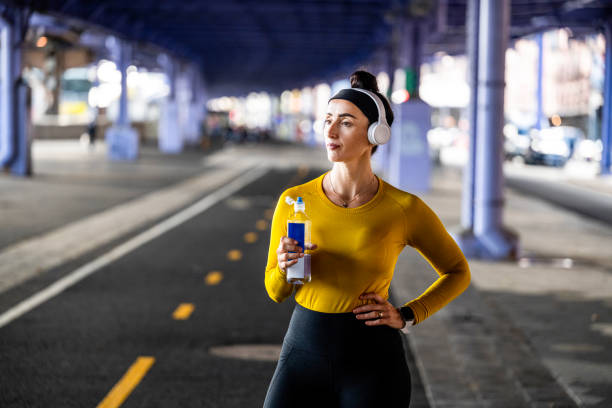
[294,196,305,212]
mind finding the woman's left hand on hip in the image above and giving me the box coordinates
[353,292,405,329]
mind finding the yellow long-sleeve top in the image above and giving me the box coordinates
[264,172,470,325]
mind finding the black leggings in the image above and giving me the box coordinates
[264,304,411,407]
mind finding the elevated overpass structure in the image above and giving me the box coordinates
[1,3,612,406]
[1,0,612,260]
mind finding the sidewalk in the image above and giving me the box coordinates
[394,166,612,407]
[1,141,611,407]
[504,160,612,198]
[504,161,612,226]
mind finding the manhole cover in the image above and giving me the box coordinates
[209,344,282,362]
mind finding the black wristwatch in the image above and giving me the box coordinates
[399,306,415,323]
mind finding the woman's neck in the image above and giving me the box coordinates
[330,159,376,198]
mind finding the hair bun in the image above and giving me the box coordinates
[350,70,379,93]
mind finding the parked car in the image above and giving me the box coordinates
[523,126,584,167]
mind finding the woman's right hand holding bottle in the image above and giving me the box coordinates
[277,236,317,272]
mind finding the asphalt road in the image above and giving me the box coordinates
[0,167,425,407]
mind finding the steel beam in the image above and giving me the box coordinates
[536,32,544,130]
[601,22,612,175]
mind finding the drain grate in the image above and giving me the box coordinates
[209,344,282,362]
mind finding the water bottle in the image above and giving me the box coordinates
[285,196,311,285]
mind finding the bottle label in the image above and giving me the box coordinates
[287,256,305,281]
[288,254,310,283]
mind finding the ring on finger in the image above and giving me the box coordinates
[378,311,383,319]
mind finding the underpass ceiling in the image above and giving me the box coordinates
[1,0,611,96]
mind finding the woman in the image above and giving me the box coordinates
[263,70,470,407]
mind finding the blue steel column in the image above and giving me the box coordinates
[117,41,130,127]
[383,44,394,171]
[184,66,202,146]
[388,18,431,193]
[11,79,30,175]
[0,9,29,176]
[408,21,422,99]
[105,38,138,160]
[535,33,544,131]
[186,67,197,145]
[0,14,15,167]
[158,55,182,153]
[473,0,518,259]
[454,0,480,255]
[372,45,395,177]
[601,22,612,175]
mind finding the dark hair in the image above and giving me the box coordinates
[349,70,394,155]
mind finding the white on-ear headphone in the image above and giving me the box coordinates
[351,88,391,145]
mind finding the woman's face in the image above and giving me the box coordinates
[324,99,372,163]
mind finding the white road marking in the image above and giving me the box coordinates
[0,164,251,295]
[0,165,268,329]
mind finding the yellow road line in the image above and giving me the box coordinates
[172,303,195,320]
[227,249,243,261]
[97,356,155,408]
[255,219,269,231]
[205,271,223,285]
[244,232,258,243]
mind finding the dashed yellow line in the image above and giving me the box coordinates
[255,219,269,231]
[244,232,258,243]
[205,271,223,285]
[97,356,155,408]
[227,249,243,261]
[172,303,195,320]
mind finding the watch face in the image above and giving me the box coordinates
[400,307,414,321]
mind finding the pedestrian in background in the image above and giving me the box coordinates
[263,70,470,407]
